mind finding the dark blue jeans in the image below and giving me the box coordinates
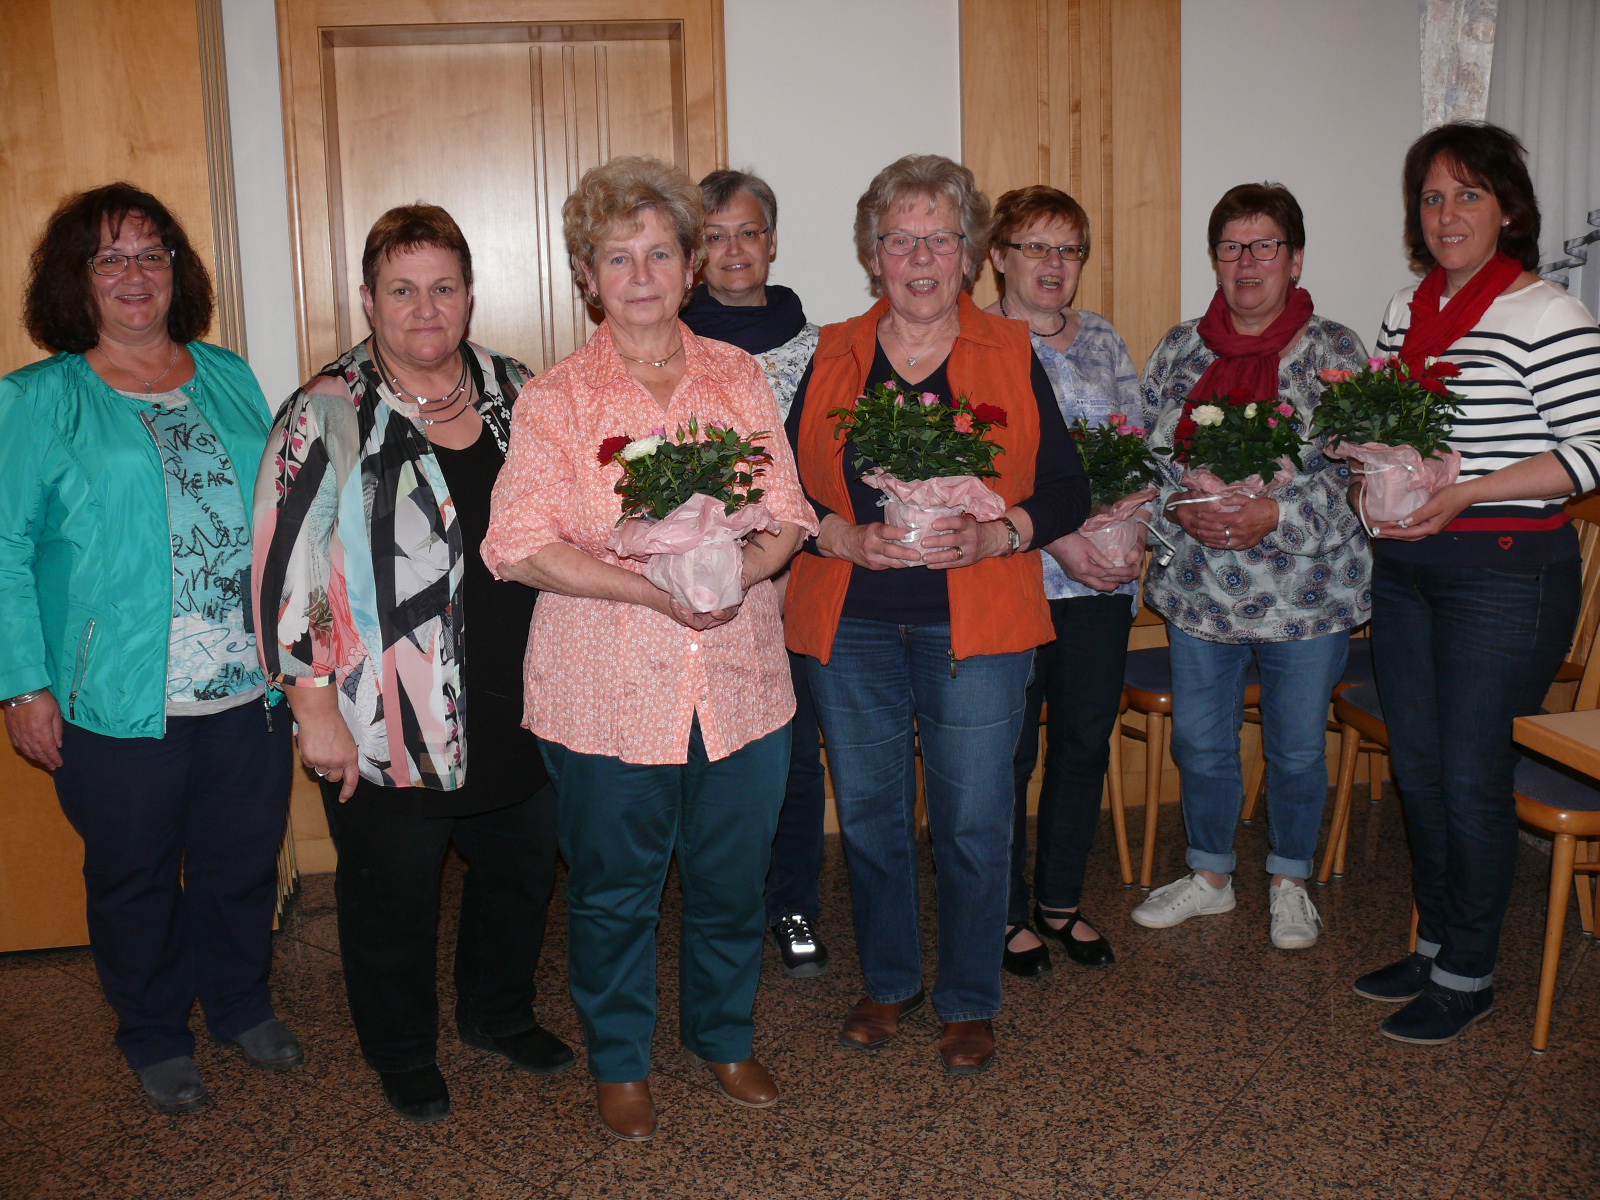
[1010,594,1133,921]
[1372,554,1580,989]
[765,651,826,924]
[53,702,293,1070]
[541,719,788,1082]
[806,619,1032,1022]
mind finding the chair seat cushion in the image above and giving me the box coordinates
[1340,639,1375,689]
[1341,683,1384,720]
[1515,753,1600,812]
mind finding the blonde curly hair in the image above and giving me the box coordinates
[563,156,704,277]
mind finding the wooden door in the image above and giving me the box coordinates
[279,0,727,379]
[961,0,1180,369]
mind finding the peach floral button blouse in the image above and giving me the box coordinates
[483,322,818,765]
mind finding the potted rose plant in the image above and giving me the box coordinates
[828,379,1008,547]
[600,417,775,612]
[1310,355,1464,529]
[1069,415,1163,566]
[1161,388,1304,508]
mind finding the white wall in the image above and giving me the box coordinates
[1181,0,1422,350]
[722,0,962,325]
[221,0,300,406]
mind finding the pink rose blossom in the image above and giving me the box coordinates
[952,412,974,433]
[1117,424,1145,438]
[1317,367,1354,384]
[1369,356,1387,371]
[884,379,897,389]
[1275,402,1294,417]
[1107,413,1127,426]
[920,392,939,406]
[1267,417,1279,427]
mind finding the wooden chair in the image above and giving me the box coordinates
[1321,502,1600,884]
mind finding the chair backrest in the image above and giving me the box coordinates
[1563,497,1600,681]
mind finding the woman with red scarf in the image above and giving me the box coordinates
[1352,124,1600,1046]
[1133,183,1369,952]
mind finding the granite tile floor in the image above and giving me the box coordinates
[2,788,1596,1200]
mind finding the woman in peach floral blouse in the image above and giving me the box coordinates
[482,157,815,1142]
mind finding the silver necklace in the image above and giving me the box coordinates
[886,317,956,368]
[372,340,472,424]
[614,342,684,369]
[96,343,179,392]
[1001,297,1068,338]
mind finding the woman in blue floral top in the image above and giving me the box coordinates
[983,186,1142,976]
[1132,184,1369,952]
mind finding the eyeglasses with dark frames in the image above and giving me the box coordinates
[876,231,966,256]
[1212,238,1289,263]
[88,248,176,276]
[1002,241,1088,261]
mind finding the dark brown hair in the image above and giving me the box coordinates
[361,204,474,292]
[987,186,1091,296]
[1206,183,1306,262]
[1401,122,1541,272]
[23,183,214,354]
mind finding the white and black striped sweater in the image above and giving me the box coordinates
[1375,279,1600,566]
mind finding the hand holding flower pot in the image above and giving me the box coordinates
[1068,414,1163,567]
[1161,388,1304,507]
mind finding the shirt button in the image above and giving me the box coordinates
[689,643,699,651]
[699,694,708,703]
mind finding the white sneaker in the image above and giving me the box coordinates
[1130,872,1237,929]
[1268,879,1322,950]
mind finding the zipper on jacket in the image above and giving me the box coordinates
[68,620,97,720]
[139,410,178,736]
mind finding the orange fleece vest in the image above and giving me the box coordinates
[785,293,1054,664]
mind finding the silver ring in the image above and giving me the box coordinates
[1397,517,1410,528]
[1225,526,1233,545]
[315,769,327,777]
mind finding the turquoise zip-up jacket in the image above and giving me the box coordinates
[0,343,275,738]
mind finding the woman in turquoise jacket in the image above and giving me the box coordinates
[0,184,299,1115]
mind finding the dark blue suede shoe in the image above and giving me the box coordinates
[1380,980,1494,1045]
[1352,953,1433,1003]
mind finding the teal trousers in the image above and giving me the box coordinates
[542,719,789,1082]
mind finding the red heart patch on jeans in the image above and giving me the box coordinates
[1499,536,1515,549]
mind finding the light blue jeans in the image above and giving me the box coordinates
[1167,625,1350,879]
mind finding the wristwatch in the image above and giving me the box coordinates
[999,517,1022,556]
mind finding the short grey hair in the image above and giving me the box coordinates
[699,168,777,230]
[853,155,991,294]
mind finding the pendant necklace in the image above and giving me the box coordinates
[887,316,956,368]
[372,341,473,424]
[96,343,179,392]
[615,342,684,369]
[1001,297,1068,338]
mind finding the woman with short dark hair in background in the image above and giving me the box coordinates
[1352,123,1600,1045]
[0,183,297,1115]
[254,204,571,1123]
[983,185,1142,977]
[681,167,828,979]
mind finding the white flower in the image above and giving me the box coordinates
[1244,402,1258,418]
[1192,404,1225,427]
[1424,355,1439,369]
[619,434,665,460]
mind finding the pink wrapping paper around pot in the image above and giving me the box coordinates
[1179,457,1297,508]
[861,471,1008,545]
[1077,488,1158,566]
[1324,441,1461,525]
[609,493,780,613]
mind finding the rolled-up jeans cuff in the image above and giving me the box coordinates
[1431,964,1493,992]
[1263,853,1314,879]
[1186,848,1236,875]
[866,986,923,1006]
[1415,938,1442,959]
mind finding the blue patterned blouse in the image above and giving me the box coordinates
[1033,311,1143,602]
[1140,314,1372,644]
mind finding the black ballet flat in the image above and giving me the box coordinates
[1035,904,1116,968]
[1002,921,1053,978]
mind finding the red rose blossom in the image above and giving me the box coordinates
[1174,417,1198,441]
[597,436,630,465]
[971,403,1008,427]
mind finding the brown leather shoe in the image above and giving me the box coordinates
[703,1058,778,1108]
[838,988,927,1051]
[596,1080,655,1141]
[938,1019,996,1075]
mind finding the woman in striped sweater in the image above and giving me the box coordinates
[1353,122,1600,1045]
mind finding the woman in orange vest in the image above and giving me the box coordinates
[785,155,1089,1074]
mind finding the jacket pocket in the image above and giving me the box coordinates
[67,618,98,721]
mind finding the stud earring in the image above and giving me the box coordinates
[1502,219,1510,227]
[586,290,600,306]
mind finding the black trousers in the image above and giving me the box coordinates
[1009,593,1134,921]
[53,701,293,1070]
[320,778,560,1073]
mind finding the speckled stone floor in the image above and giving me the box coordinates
[2,789,1596,1199]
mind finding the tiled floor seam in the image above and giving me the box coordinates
[1440,1059,1528,1200]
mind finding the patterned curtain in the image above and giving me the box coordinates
[1487,0,1600,312]
[1420,0,1500,127]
